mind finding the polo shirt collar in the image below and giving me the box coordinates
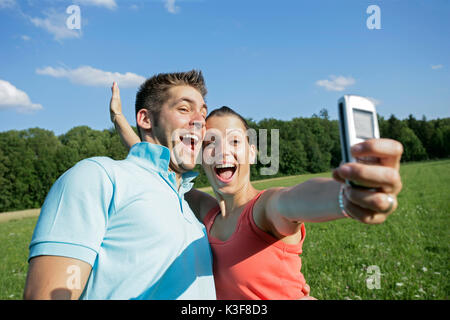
[127,142,198,192]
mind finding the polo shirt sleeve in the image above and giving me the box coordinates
[28,158,114,267]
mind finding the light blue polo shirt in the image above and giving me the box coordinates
[29,142,216,300]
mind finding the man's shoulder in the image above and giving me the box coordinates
[82,156,117,169]
[60,156,121,185]
[70,156,113,172]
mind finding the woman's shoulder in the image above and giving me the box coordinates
[251,187,285,232]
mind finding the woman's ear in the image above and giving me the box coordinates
[136,109,152,132]
[249,144,257,164]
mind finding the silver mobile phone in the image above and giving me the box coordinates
[338,95,380,187]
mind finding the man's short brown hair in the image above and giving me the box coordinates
[135,70,207,138]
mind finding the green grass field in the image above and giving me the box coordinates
[1,160,449,300]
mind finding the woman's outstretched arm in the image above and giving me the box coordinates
[110,82,141,150]
[257,138,404,237]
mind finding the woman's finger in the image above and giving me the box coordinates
[351,139,403,170]
[337,162,402,194]
[344,186,397,214]
[342,191,390,224]
[332,168,345,183]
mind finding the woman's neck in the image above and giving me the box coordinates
[219,181,259,217]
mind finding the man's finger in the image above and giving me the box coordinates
[112,82,120,99]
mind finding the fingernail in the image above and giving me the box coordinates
[340,165,351,175]
[351,144,363,153]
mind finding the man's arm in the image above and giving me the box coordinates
[24,159,113,300]
[110,82,141,150]
[185,189,218,222]
[256,139,403,237]
[24,256,92,300]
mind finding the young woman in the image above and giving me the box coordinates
[109,82,403,299]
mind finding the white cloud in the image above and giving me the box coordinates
[164,0,180,14]
[0,0,15,9]
[21,35,31,41]
[431,64,443,70]
[36,65,146,88]
[75,0,117,10]
[29,8,81,41]
[316,75,356,92]
[0,80,43,113]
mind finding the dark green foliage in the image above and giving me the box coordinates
[0,126,129,212]
[0,114,448,212]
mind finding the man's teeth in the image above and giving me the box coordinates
[215,164,235,169]
[181,134,199,143]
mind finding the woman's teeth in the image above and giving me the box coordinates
[214,164,237,182]
[215,164,235,169]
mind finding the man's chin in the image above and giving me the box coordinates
[170,156,198,174]
[180,162,197,172]
[171,148,201,173]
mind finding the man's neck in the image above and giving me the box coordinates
[142,135,183,189]
[168,165,183,190]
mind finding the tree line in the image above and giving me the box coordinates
[0,111,448,213]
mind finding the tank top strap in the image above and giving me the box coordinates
[243,189,306,254]
[203,205,221,234]
[241,190,267,222]
[202,191,266,235]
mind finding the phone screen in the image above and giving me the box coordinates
[353,109,374,139]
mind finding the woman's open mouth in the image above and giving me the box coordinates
[214,163,237,183]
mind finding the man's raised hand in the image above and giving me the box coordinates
[110,82,122,122]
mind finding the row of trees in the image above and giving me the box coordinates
[0,112,449,212]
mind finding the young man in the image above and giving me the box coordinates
[23,70,216,300]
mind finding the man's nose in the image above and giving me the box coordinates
[191,112,205,131]
[193,120,203,131]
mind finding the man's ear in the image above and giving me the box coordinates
[136,109,152,132]
[249,144,257,164]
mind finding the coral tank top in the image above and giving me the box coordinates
[203,190,308,300]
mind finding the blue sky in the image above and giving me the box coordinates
[1,0,449,135]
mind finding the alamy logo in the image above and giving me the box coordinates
[366,265,381,289]
[66,5,81,30]
[66,265,81,290]
[366,5,381,30]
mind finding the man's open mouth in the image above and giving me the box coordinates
[180,134,200,152]
[214,163,237,183]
